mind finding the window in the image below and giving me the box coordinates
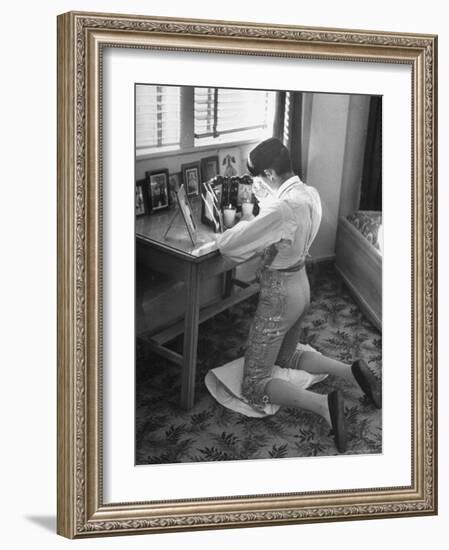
[194,88,275,145]
[135,85,180,153]
[135,85,276,156]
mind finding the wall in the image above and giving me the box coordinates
[339,95,371,218]
[306,93,350,257]
[304,93,370,259]
[1,2,447,550]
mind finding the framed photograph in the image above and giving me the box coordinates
[146,169,170,212]
[237,181,253,206]
[200,181,222,231]
[211,181,223,208]
[182,161,201,197]
[201,155,219,183]
[176,184,197,244]
[135,179,148,216]
[169,172,182,192]
[169,172,182,206]
[57,11,437,539]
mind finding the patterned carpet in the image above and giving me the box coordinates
[135,262,382,464]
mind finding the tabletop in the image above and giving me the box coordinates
[136,196,220,260]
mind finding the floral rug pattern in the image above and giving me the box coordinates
[136,262,382,464]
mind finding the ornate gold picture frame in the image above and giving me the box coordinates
[57,11,437,538]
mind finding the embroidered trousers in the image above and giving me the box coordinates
[241,266,310,411]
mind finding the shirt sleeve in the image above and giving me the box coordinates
[216,200,287,263]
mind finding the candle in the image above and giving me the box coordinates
[223,205,236,228]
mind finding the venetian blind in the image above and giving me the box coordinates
[194,87,271,139]
[135,85,180,150]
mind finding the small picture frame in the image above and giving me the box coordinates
[176,184,197,244]
[146,169,170,212]
[135,179,148,216]
[200,155,219,183]
[211,182,223,209]
[182,162,201,197]
[237,181,253,206]
[201,181,222,232]
[207,175,224,209]
[169,172,182,207]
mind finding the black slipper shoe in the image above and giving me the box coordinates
[351,359,382,409]
[328,390,347,453]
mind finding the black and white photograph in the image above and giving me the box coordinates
[201,155,219,183]
[146,170,170,212]
[48,4,440,540]
[135,83,382,465]
[176,184,197,244]
[135,181,147,216]
[237,180,253,206]
[169,172,181,193]
[211,181,222,207]
[182,162,201,197]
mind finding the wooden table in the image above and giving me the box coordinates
[136,198,259,409]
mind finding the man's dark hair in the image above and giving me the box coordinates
[247,137,292,177]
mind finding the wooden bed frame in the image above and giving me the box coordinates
[335,216,382,331]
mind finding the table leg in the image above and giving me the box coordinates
[180,262,201,410]
[223,268,235,298]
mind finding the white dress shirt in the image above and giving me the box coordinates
[216,175,322,269]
